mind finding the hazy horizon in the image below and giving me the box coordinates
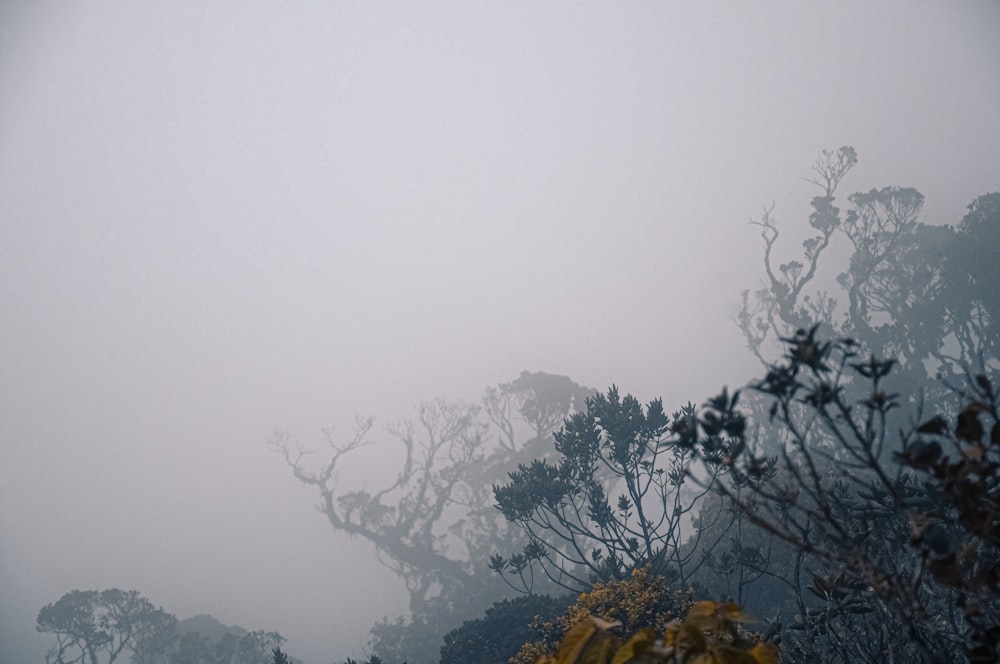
[2,2,999,662]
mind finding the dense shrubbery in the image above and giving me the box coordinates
[538,601,777,664]
[439,595,571,664]
[512,567,693,664]
[695,328,1000,663]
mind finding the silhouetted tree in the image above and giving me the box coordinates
[697,327,999,663]
[739,147,999,398]
[493,387,738,592]
[36,589,176,664]
[271,372,594,664]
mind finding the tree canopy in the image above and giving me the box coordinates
[37,589,176,664]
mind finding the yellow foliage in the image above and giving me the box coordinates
[512,568,692,664]
[535,601,778,664]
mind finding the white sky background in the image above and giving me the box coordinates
[1,2,998,662]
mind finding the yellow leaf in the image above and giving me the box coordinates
[679,623,708,653]
[750,643,779,664]
[722,603,754,623]
[610,629,655,664]
[688,601,719,618]
[558,621,598,664]
[592,616,622,631]
[584,632,616,664]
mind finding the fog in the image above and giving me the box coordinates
[1,2,998,663]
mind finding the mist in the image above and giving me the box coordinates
[2,2,999,663]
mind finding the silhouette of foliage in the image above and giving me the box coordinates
[739,148,999,398]
[272,372,593,664]
[36,589,175,664]
[696,328,1000,663]
[493,387,736,593]
[439,594,571,664]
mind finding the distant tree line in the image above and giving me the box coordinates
[36,588,292,664]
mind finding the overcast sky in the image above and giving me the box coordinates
[2,2,999,663]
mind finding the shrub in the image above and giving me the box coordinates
[538,601,777,664]
[440,595,572,664]
[513,567,692,664]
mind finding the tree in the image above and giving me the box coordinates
[738,147,999,399]
[36,589,176,664]
[233,630,286,664]
[271,372,594,664]
[492,387,736,593]
[696,327,1000,663]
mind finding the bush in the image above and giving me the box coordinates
[513,567,692,664]
[538,601,776,664]
[440,595,571,664]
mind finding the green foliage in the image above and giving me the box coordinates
[439,595,572,664]
[534,601,776,664]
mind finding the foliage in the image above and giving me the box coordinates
[37,591,292,664]
[725,147,1000,662]
[739,147,999,397]
[534,601,776,664]
[439,594,572,664]
[513,567,692,664]
[493,386,735,593]
[694,326,1000,663]
[272,372,594,664]
[339,657,386,664]
[681,488,793,622]
[36,589,176,664]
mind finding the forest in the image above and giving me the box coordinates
[38,148,1000,663]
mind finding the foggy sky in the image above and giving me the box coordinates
[2,2,999,663]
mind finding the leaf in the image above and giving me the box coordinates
[679,622,709,653]
[610,629,655,664]
[582,633,614,664]
[722,602,750,622]
[750,643,780,664]
[916,416,948,435]
[956,403,988,442]
[591,617,621,631]
[687,601,719,618]
[558,621,597,664]
[963,444,986,460]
